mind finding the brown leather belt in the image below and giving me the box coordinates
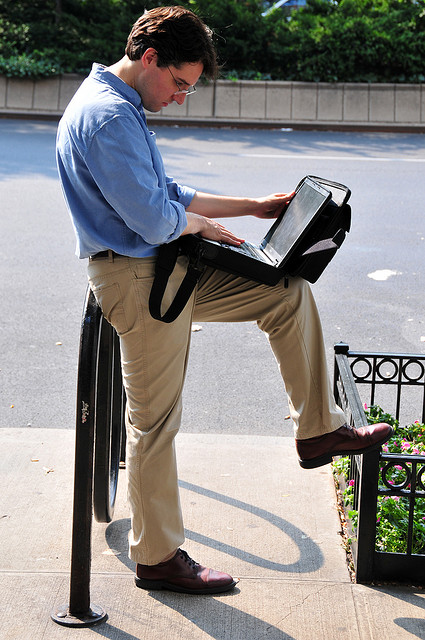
[89,250,124,261]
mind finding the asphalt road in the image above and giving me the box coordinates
[1,119,424,434]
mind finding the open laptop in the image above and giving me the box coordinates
[190,175,333,285]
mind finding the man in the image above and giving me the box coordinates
[56,5,392,595]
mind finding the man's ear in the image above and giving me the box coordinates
[141,47,157,69]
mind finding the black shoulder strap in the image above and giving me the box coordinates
[149,239,205,323]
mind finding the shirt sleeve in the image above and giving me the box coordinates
[84,114,191,246]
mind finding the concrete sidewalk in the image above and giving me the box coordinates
[1,428,424,639]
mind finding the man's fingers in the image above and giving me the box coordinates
[199,219,244,245]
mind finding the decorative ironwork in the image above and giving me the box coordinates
[380,459,411,491]
[351,354,425,386]
[333,343,425,584]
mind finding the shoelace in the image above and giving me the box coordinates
[178,548,199,568]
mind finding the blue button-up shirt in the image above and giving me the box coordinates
[56,64,194,258]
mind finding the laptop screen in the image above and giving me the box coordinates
[262,176,331,264]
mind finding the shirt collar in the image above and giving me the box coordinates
[90,63,145,116]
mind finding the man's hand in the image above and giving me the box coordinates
[182,212,244,246]
[252,191,295,219]
[181,189,295,245]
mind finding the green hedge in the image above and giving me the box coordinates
[0,0,424,82]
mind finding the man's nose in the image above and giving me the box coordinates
[173,93,186,106]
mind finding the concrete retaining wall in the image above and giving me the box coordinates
[1,74,425,130]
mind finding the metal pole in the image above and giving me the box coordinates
[51,289,107,627]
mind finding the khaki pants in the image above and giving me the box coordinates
[88,255,345,565]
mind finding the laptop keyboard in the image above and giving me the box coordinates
[221,241,263,260]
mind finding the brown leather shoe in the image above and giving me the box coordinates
[296,422,393,469]
[135,548,238,595]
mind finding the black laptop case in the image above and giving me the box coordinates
[180,175,351,286]
[283,175,351,283]
[149,176,351,322]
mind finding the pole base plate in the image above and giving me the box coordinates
[51,604,107,627]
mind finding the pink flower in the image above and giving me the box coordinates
[364,403,368,410]
[412,448,420,454]
[349,479,355,487]
[382,445,389,452]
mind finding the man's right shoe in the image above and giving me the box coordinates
[296,422,394,469]
[135,548,238,595]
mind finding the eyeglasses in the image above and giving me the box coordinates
[167,66,197,96]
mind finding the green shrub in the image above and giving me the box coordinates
[0,0,424,81]
[0,51,62,78]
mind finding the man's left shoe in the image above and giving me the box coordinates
[296,422,393,469]
[135,548,238,595]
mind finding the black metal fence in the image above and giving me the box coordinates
[333,342,425,584]
[51,288,125,627]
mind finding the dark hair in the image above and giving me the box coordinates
[125,6,218,80]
